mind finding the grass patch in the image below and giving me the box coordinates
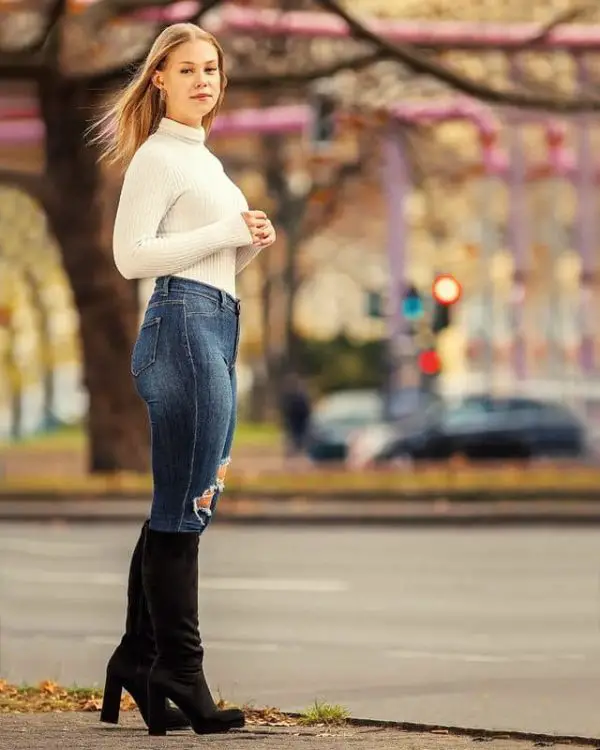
[233,421,281,448]
[298,700,349,726]
[0,425,86,453]
[0,421,281,454]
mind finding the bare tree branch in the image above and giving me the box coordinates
[77,0,221,29]
[74,0,231,88]
[0,0,221,80]
[315,0,600,113]
[84,39,387,90]
[77,0,195,29]
[0,0,66,76]
[527,6,592,45]
[230,50,387,88]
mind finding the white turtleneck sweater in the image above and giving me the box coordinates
[113,117,262,297]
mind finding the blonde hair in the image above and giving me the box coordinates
[90,23,227,167]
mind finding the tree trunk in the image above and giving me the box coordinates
[22,269,54,428]
[281,206,304,376]
[38,75,149,473]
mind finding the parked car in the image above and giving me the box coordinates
[306,388,441,462]
[351,394,588,465]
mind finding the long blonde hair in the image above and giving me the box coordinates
[90,23,227,168]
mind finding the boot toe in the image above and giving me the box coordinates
[191,708,245,734]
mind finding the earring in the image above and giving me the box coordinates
[159,88,166,105]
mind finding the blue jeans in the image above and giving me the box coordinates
[131,276,240,533]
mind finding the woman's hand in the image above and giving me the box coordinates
[241,210,276,248]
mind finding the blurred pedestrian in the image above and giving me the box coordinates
[91,23,276,737]
[280,373,312,461]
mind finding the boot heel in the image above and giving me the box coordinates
[100,673,122,724]
[147,684,168,736]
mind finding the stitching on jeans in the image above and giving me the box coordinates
[229,322,240,372]
[177,297,199,532]
[147,300,185,309]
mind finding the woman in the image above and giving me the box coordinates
[92,22,276,736]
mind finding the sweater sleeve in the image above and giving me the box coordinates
[236,243,264,275]
[113,147,253,280]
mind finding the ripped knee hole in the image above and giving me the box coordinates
[192,459,231,517]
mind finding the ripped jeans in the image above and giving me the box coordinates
[131,276,240,533]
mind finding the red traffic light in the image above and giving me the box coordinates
[418,349,441,376]
[432,274,462,306]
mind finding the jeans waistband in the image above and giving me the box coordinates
[154,276,240,315]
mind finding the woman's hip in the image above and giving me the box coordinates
[131,289,240,388]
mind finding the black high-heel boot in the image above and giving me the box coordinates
[142,529,245,736]
[100,520,189,730]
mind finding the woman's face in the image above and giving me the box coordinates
[154,39,221,128]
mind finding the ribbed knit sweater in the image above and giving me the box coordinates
[113,117,261,297]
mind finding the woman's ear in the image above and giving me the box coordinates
[151,72,163,91]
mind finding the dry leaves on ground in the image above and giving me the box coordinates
[0,681,299,726]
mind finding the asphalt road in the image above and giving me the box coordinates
[1,522,600,737]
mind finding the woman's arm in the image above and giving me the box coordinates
[113,148,253,280]
[235,243,264,275]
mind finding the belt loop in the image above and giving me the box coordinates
[159,276,170,296]
[219,289,225,309]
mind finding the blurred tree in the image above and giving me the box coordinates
[296,333,386,394]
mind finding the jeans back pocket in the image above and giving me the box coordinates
[131,317,161,377]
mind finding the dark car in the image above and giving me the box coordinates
[306,388,441,462]
[372,394,587,463]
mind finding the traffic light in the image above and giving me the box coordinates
[402,284,424,322]
[418,348,441,376]
[366,291,383,319]
[431,274,461,333]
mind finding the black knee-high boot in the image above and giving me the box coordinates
[100,520,189,729]
[142,528,245,736]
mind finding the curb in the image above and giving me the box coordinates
[3,495,600,525]
[332,716,600,747]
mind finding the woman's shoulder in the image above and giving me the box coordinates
[128,135,174,172]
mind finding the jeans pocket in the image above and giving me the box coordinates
[185,292,220,317]
[131,317,161,377]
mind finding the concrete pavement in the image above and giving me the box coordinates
[1,714,599,750]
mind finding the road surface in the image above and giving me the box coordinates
[1,522,599,736]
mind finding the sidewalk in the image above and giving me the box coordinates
[1,713,594,750]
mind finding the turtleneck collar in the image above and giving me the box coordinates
[157,117,206,144]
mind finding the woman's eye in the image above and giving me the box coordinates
[181,68,193,74]
[206,68,218,74]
